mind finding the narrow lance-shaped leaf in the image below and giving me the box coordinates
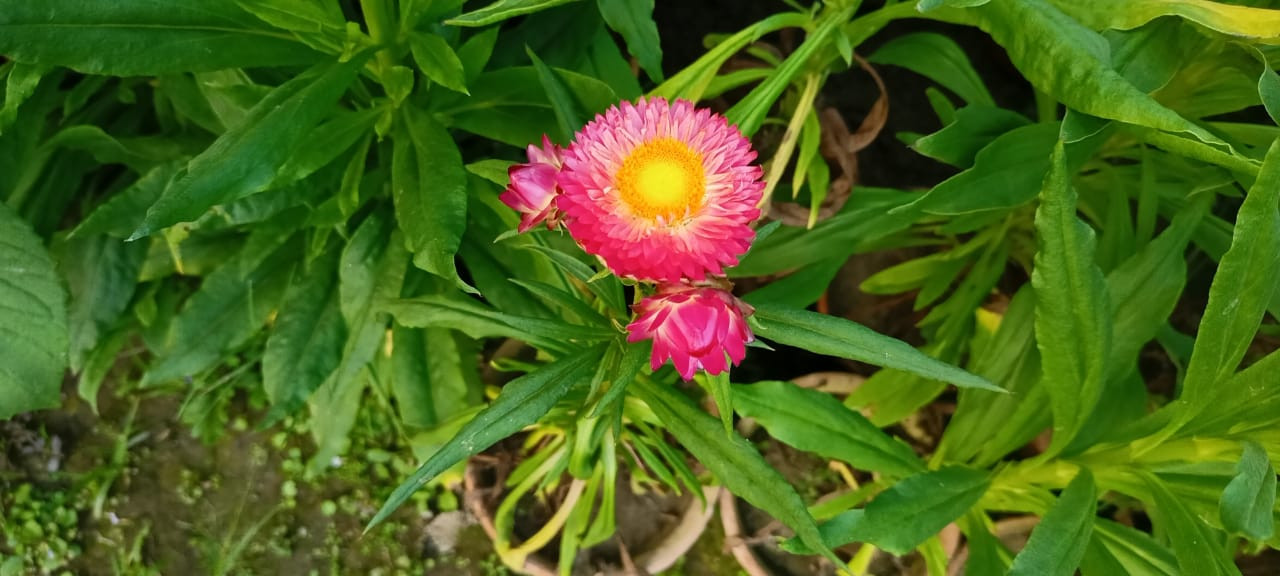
[1009,469,1097,576]
[1031,140,1111,456]
[393,106,473,292]
[1141,472,1240,576]
[1181,140,1280,406]
[0,0,323,75]
[368,344,605,530]
[446,0,583,27]
[261,245,346,417]
[867,32,994,106]
[410,32,469,95]
[0,203,67,419]
[942,0,1241,154]
[1219,441,1276,540]
[597,0,663,83]
[132,57,366,239]
[629,377,843,567]
[526,47,583,143]
[734,381,924,478]
[785,466,991,555]
[59,235,146,373]
[751,303,1002,392]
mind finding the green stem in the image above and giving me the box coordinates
[360,0,397,75]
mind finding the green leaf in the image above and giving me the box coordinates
[1009,469,1097,576]
[0,0,323,75]
[949,0,1238,153]
[369,343,604,530]
[410,32,469,95]
[702,370,734,436]
[899,122,1059,215]
[751,303,1002,392]
[630,377,841,566]
[650,12,809,102]
[787,466,990,555]
[393,106,472,292]
[262,245,345,415]
[1181,140,1280,406]
[1184,347,1280,436]
[384,295,614,353]
[1140,472,1240,576]
[1105,196,1206,375]
[1080,519,1179,576]
[142,226,298,385]
[868,32,993,106]
[131,57,365,239]
[1219,441,1276,540]
[0,203,67,419]
[58,234,146,373]
[446,0,583,27]
[734,381,924,477]
[596,0,662,83]
[0,62,46,134]
[236,0,346,53]
[911,105,1030,168]
[726,6,854,137]
[431,66,617,147]
[526,47,583,143]
[1031,141,1111,456]
[390,326,481,428]
[1049,0,1280,43]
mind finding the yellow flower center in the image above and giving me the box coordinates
[616,138,705,221]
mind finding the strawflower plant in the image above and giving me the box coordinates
[1,0,1279,574]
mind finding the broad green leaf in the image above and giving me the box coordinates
[596,0,663,83]
[1258,51,1280,125]
[393,107,471,292]
[132,58,364,239]
[1032,141,1111,456]
[1218,441,1276,540]
[57,234,146,372]
[1050,0,1280,44]
[0,0,323,75]
[446,0,583,27]
[911,105,1030,168]
[734,381,924,477]
[262,245,345,415]
[900,123,1059,215]
[0,203,67,419]
[410,32,469,95]
[1140,472,1241,576]
[650,12,809,102]
[1181,140,1280,406]
[726,6,854,137]
[390,326,481,428]
[742,255,845,309]
[630,377,841,566]
[1080,519,1179,576]
[752,303,1002,392]
[456,27,499,85]
[1009,469,1097,576]
[918,0,991,10]
[142,226,298,385]
[369,343,604,530]
[868,32,993,106]
[787,466,990,555]
[945,0,1238,152]
[272,107,382,188]
[526,48,583,143]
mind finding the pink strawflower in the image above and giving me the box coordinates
[626,284,755,381]
[556,98,764,283]
[499,135,564,233]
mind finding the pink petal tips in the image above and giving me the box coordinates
[626,285,755,381]
[556,97,764,283]
[499,135,564,233]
